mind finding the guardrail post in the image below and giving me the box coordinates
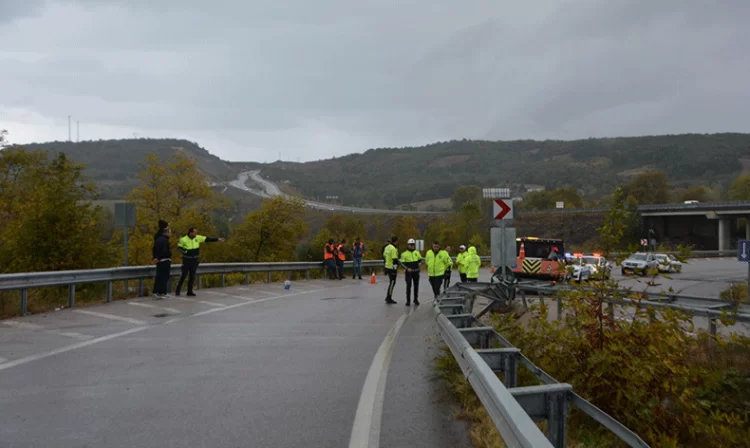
[548,390,569,448]
[106,281,113,303]
[556,296,562,320]
[198,275,203,289]
[266,272,271,283]
[608,302,615,320]
[221,274,226,288]
[520,289,528,309]
[305,270,310,280]
[244,273,250,285]
[138,279,145,297]
[709,318,717,350]
[20,288,28,316]
[68,284,76,308]
[167,278,173,293]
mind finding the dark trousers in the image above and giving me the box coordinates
[176,257,198,294]
[467,277,478,283]
[325,259,337,279]
[385,268,398,301]
[443,270,452,291]
[429,276,443,298]
[352,258,363,278]
[335,260,344,279]
[153,260,171,295]
[405,271,420,302]
[459,273,467,283]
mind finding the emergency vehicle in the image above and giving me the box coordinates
[511,237,567,279]
[568,253,611,282]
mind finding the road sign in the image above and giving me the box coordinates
[555,201,564,209]
[493,199,513,220]
[640,239,648,246]
[114,202,136,227]
[739,240,750,263]
[491,227,517,268]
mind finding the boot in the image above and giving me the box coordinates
[414,298,420,306]
[187,292,196,297]
[405,298,411,306]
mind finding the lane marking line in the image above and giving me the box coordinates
[243,289,278,296]
[73,310,148,325]
[0,326,148,372]
[349,310,411,448]
[128,302,180,314]
[2,321,44,330]
[170,297,225,308]
[203,291,258,301]
[188,289,324,319]
[54,332,93,341]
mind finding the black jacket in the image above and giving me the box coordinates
[153,234,171,260]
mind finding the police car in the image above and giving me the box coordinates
[568,253,611,282]
[654,253,683,273]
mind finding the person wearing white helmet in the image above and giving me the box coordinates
[400,238,424,306]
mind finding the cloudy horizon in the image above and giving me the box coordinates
[1,1,748,162]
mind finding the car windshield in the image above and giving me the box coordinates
[582,257,599,265]
[630,254,647,261]
[655,254,668,261]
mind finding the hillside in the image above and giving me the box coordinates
[14,139,248,199]
[258,133,750,208]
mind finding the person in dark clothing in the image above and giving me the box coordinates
[351,237,366,280]
[400,238,423,306]
[335,239,349,280]
[175,227,225,296]
[443,245,453,292]
[324,239,338,280]
[152,220,172,298]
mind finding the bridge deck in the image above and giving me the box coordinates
[0,277,469,448]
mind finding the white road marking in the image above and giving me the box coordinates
[0,326,149,372]
[73,310,147,325]
[241,289,278,296]
[2,321,44,330]
[128,302,180,314]
[2,320,93,340]
[171,297,225,307]
[189,288,324,319]
[203,291,257,301]
[349,310,411,448]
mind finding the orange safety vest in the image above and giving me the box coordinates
[324,244,335,260]
[336,244,346,261]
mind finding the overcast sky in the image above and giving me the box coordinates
[1,1,748,162]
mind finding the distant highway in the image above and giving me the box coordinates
[229,170,446,215]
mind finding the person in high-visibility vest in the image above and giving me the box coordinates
[425,241,451,298]
[456,245,468,282]
[176,227,225,296]
[324,239,337,280]
[443,245,455,292]
[400,238,423,306]
[335,239,349,280]
[466,246,481,282]
[382,236,400,304]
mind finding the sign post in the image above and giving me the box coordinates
[738,239,750,293]
[484,188,515,282]
[115,203,137,293]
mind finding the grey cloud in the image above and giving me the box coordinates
[1,0,749,162]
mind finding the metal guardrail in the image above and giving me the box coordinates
[0,257,492,316]
[433,284,651,447]
[519,200,750,215]
[608,250,736,258]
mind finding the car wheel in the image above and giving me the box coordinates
[621,268,627,276]
[675,266,682,273]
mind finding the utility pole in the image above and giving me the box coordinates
[68,116,72,142]
[76,121,80,142]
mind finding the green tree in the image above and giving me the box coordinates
[598,187,629,255]
[451,185,482,211]
[628,170,670,204]
[519,187,583,210]
[456,201,483,243]
[126,152,228,265]
[728,175,750,200]
[390,216,419,242]
[0,148,115,272]
[229,196,307,262]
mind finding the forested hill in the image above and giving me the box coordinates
[12,139,240,199]
[259,133,750,208]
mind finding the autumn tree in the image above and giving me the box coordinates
[519,187,584,210]
[390,216,420,242]
[126,152,228,265]
[0,147,115,272]
[728,175,750,200]
[627,170,670,204]
[229,196,307,262]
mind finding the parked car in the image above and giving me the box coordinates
[569,254,611,281]
[621,252,659,276]
[654,253,682,273]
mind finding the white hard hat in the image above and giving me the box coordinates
[407,238,416,244]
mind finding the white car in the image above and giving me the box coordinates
[569,255,611,281]
[654,253,682,273]
[621,252,659,276]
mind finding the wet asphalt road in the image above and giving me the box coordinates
[0,276,469,448]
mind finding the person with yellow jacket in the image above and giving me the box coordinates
[466,246,481,282]
[176,227,225,296]
[455,245,468,282]
[425,241,451,298]
[382,236,400,304]
[400,238,423,306]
